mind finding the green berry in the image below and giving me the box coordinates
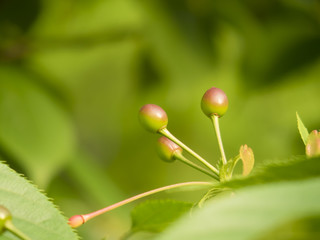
[0,205,12,233]
[201,87,229,117]
[139,104,168,133]
[156,136,182,162]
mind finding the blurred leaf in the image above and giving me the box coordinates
[139,1,212,84]
[0,0,40,32]
[257,215,320,240]
[210,0,320,88]
[296,112,309,145]
[156,177,320,240]
[67,152,125,208]
[0,67,75,187]
[262,35,320,85]
[130,199,193,234]
[31,0,142,40]
[0,161,78,240]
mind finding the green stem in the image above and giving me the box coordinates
[211,115,227,165]
[76,181,213,226]
[5,221,32,240]
[174,152,219,181]
[159,128,220,175]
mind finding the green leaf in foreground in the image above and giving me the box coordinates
[296,112,309,145]
[200,156,320,204]
[156,177,320,240]
[221,156,320,190]
[130,199,193,234]
[257,215,320,240]
[0,161,78,240]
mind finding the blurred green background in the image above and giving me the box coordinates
[0,0,320,239]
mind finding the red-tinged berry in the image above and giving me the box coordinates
[201,87,228,117]
[0,205,11,233]
[139,104,168,133]
[68,215,85,228]
[306,130,320,158]
[156,136,182,162]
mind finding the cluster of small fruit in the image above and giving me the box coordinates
[138,87,254,182]
[68,86,255,228]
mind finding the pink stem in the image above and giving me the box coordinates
[70,181,212,227]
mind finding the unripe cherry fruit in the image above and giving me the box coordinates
[139,104,168,133]
[68,215,85,228]
[156,136,183,162]
[201,87,229,117]
[306,130,320,158]
[0,205,12,233]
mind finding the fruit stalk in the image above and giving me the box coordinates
[159,128,220,175]
[69,181,213,228]
[211,115,227,165]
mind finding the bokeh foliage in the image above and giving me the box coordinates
[0,0,320,239]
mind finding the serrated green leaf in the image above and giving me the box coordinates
[296,112,309,145]
[0,67,75,187]
[221,156,320,190]
[0,161,78,240]
[156,177,320,240]
[130,199,193,234]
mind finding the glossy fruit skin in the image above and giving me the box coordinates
[306,130,320,158]
[157,136,182,162]
[139,104,168,133]
[68,215,85,228]
[0,205,11,233]
[201,87,228,117]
